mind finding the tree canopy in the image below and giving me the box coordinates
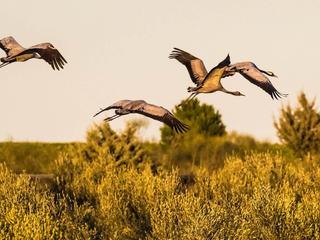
[160,99,226,146]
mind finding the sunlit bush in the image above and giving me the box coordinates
[274,92,320,157]
[53,142,320,239]
[1,115,320,238]
[1,147,320,238]
[0,163,97,239]
[53,121,152,207]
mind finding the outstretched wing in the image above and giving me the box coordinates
[93,100,132,117]
[0,36,25,57]
[21,43,67,70]
[169,47,208,85]
[230,62,287,100]
[137,103,189,133]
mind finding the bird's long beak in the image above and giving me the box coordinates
[274,74,278,78]
[240,93,245,96]
[93,108,107,117]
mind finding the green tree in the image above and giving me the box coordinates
[274,92,320,157]
[160,99,226,145]
[82,120,150,168]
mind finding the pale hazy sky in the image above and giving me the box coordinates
[1,0,319,142]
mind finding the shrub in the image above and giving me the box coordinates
[274,92,320,157]
[54,152,320,239]
[82,120,150,168]
[1,148,320,238]
[209,153,320,239]
[0,163,97,239]
[53,121,152,207]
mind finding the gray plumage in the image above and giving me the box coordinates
[94,100,189,133]
[169,48,245,102]
[169,47,208,86]
[0,36,67,70]
[226,62,287,100]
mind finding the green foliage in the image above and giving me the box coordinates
[152,131,286,172]
[0,142,76,173]
[158,99,235,170]
[160,99,226,146]
[274,92,320,157]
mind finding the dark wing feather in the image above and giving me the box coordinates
[222,65,237,78]
[232,63,287,100]
[0,36,25,57]
[93,100,131,117]
[169,47,208,85]
[136,103,189,133]
[21,43,67,70]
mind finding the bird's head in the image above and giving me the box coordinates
[265,71,278,78]
[48,43,56,49]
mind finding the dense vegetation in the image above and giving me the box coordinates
[0,93,320,239]
[0,142,79,173]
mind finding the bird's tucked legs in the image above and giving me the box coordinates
[0,62,10,68]
[178,92,198,106]
[104,114,121,122]
[186,92,198,101]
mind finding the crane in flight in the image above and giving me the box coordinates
[0,36,67,70]
[169,48,244,102]
[94,100,189,133]
[169,47,286,100]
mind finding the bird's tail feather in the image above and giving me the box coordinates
[271,90,288,100]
